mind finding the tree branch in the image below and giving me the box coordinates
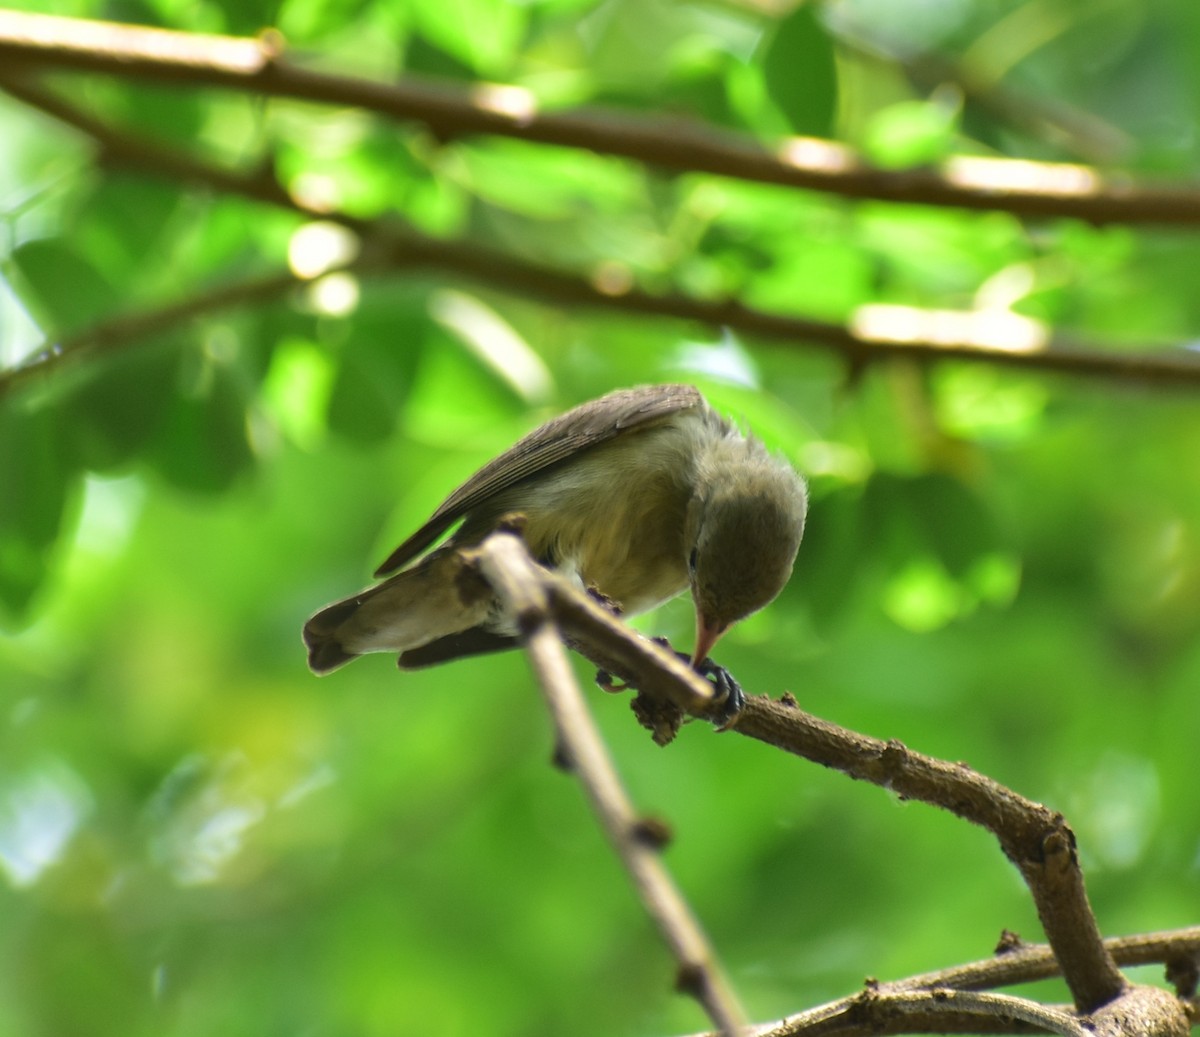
[459,533,1191,1037]
[461,533,1126,1014]
[3,10,1200,226]
[469,531,747,1036]
[678,929,1200,1037]
[5,74,1200,402]
[886,927,1200,996]
[731,697,1126,1014]
[752,987,1090,1037]
[0,266,310,402]
[743,982,1191,1037]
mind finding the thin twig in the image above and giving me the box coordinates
[471,543,1126,1015]
[4,75,1200,402]
[883,927,1200,995]
[2,10,1200,225]
[741,930,1200,1037]
[676,928,1200,1037]
[754,988,1090,1037]
[0,267,311,401]
[731,699,1126,1013]
[470,532,747,1036]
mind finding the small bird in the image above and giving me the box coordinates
[303,384,807,695]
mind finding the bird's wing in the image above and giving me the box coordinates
[374,383,704,576]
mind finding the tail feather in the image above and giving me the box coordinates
[399,628,518,669]
[303,598,363,675]
[302,552,498,673]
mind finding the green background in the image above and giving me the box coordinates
[1,0,1198,1034]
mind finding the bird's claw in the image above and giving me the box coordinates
[595,639,745,734]
[649,638,745,730]
[594,669,628,693]
[692,657,745,730]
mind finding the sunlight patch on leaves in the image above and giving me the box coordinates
[430,289,554,404]
[0,759,90,889]
[262,338,335,449]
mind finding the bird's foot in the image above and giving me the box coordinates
[595,638,745,737]
[691,656,745,730]
[593,634,677,693]
[595,669,629,693]
[648,638,745,730]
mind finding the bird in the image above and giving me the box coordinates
[303,383,807,702]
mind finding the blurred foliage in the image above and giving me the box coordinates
[1,0,1199,1035]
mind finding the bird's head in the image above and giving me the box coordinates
[685,450,808,667]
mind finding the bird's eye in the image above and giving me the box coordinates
[688,547,698,573]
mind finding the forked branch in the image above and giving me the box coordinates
[462,531,1184,1029]
[470,531,747,1037]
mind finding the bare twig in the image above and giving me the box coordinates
[731,698,1126,1013]
[883,927,1200,996]
[466,543,1125,1015]
[5,75,1200,403]
[470,532,746,1036]
[0,266,310,401]
[727,930,1200,1037]
[753,987,1090,1037]
[3,10,1200,225]
[742,985,1191,1037]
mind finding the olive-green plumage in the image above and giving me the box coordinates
[303,384,807,675]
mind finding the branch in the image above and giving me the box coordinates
[522,546,1191,1037]
[731,697,1126,1013]
[5,76,1200,402]
[3,10,1200,226]
[743,982,1192,1037]
[0,266,309,402]
[752,987,1090,1037]
[883,927,1200,997]
[463,537,1126,1015]
[469,531,747,1036]
[681,929,1200,1037]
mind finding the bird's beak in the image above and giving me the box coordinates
[692,612,727,669]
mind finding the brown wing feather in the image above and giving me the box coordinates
[374,383,704,576]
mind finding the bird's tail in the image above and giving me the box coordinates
[302,598,363,674]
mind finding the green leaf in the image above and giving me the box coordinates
[73,172,184,285]
[459,140,641,222]
[760,6,837,136]
[0,402,77,619]
[208,0,279,35]
[908,473,1000,578]
[409,0,527,75]
[861,99,960,170]
[107,81,206,147]
[404,31,476,80]
[9,238,119,335]
[862,472,1001,579]
[151,364,254,494]
[327,297,427,444]
[790,483,866,629]
[64,345,181,473]
[659,51,743,129]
